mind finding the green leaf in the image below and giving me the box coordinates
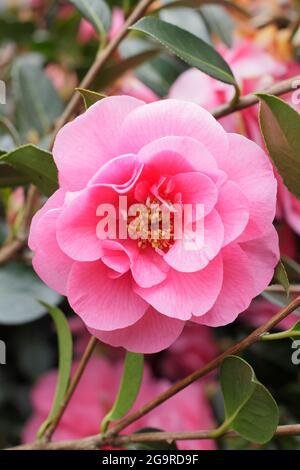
[220,356,279,444]
[0,162,28,188]
[70,0,111,38]
[136,52,185,97]
[12,54,64,138]
[131,17,237,86]
[101,352,144,432]
[159,7,212,43]
[0,262,61,325]
[200,5,234,48]
[127,428,178,450]
[273,260,290,297]
[257,93,300,199]
[154,0,249,18]
[77,88,106,109]
[37,303,73,438]
[0,144,58,196]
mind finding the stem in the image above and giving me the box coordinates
[212,75,300,119]
[9,424,300,450]
[261,331,300,342]
[41,336,98,442]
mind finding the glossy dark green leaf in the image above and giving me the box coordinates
[101,352,144,432]
[37,303,73,438]
[159,7,211,43]
[0,263,61,325]
[131,17,237,86]
[70,0,111,37]
[77,88,106,109]
[220,356,279,444]
[12,54,63,138]
[200,5,234,47]
[136,53,185,96]
[0,144,58,196]
[258,93,300,199]
[0,162,28,188]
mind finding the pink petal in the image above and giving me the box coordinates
[168,68,221,109]
[56,185,120,262]
[172,171,218,216]
[193,244,254,327]
[134,254,223,320]
[216,180,249,246]
[119,99,228,162]
[131,247,169,288]
[67,261,148,331]
[139,135,218,176]
[29,189,65,251]
[240,227,279,297]
[87,153,144,193]
[53,96,144,191]
[88,306,184,353]
[164,210,224,272]
[216,133,277,241]
[31,209,73,295]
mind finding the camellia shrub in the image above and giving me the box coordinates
[1,0,300,454]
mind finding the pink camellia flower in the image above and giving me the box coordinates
[29,96,279,353]
[169,39,300,235]
[23,357,216,450]
[159,324,218,381]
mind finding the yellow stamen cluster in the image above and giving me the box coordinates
[128,197,175,251]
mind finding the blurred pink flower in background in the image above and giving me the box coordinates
[23,357,216,450]
[78,7,124,44]
[241,298,299,331]
[29,96,279,353]
[159,324,218,381]
[110,75,158,103]
[45,63,78,100]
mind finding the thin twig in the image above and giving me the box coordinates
[41,336,98,442]
[9,424,300,450]
[266,285,300,294]
[212,75,300,119]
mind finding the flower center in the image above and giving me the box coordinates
[127,196,175,252]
